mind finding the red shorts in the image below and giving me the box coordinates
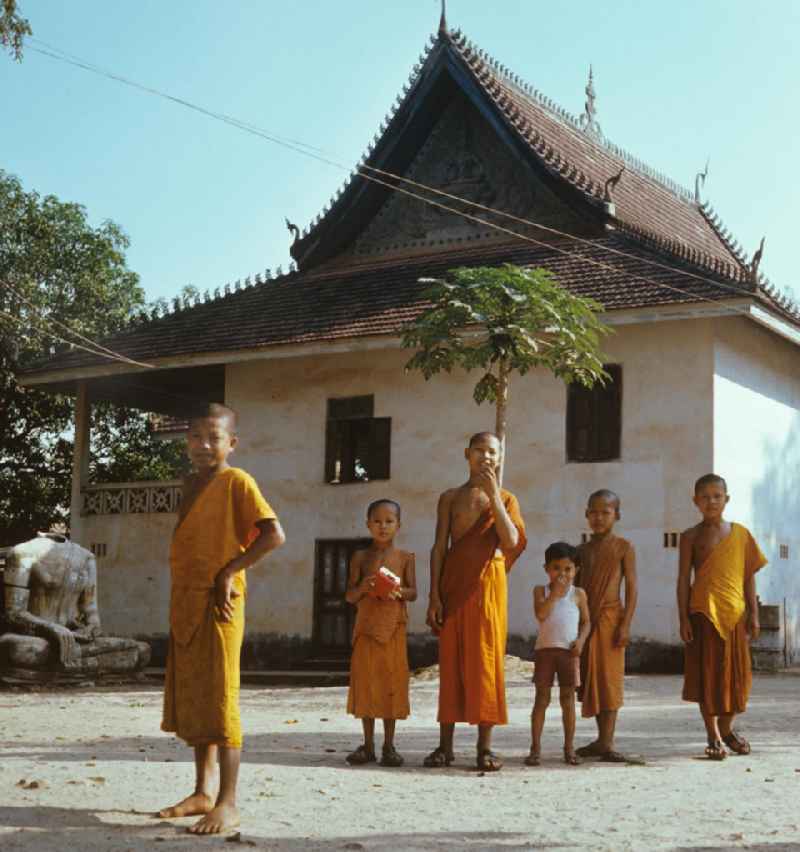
[533,648,580,688]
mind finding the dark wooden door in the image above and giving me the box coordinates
[313,538,371,655]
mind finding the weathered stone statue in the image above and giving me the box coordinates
[0,533,150,680]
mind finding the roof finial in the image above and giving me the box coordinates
[578,64,602,138]
[438,0,448,36]
[694,157,709,204]
[750,236,765,283]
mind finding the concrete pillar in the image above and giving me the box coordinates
[69,381,90,545]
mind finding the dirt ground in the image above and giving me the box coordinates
[1,665,799,852]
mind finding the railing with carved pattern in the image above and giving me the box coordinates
[82,481,183,516]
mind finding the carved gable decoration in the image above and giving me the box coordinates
[346,93,584,261]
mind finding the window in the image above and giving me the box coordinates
[313,538,371,653]
[324,395,391,484]
[566,364,622,463]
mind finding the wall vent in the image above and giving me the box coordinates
[91,543,107,558]
[663,531,679,549]
[780,544,789,559]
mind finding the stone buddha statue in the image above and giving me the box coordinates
[0,533,150,680]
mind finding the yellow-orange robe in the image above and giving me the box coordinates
[683,523,767,715]
[576,535,630,719]
[347,554,412,720]
[437,490,526,726]
[162,467,276,748]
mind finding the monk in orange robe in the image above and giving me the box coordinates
[158,404,285,834]
[424,432,526,772]
[678,474,766,760]
[345,499,417,767]
[575,489,638,762]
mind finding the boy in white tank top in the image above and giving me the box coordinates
[527,542,590,766]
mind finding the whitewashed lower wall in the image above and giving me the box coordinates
[713,318,800,662]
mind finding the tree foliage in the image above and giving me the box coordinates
[0,170,186,544]
[1,0,31,61]
[402,264,610,477]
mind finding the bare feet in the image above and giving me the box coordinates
[187,802,240,835]
[157,792,214,819]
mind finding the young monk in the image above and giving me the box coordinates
[528,542,590,767]
[345,499,417,767]
[574,489,638,762]
[158,403,285,835]
[424,432,526,772]
[678,474,767,760]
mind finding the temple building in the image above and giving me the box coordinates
[18,15,799,670]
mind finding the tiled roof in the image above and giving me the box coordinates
[292,26,748,274]
[20,232,785,379]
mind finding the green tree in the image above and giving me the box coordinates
[402,264,610,481]
[0,170,185,543]
[1,0,31,61]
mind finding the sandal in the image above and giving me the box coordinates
[345,744,376,765]
[523,750,540,767]
[423,747,454,768]
[576,742,604,758]
[477,749,503,772]
[379,744,404,767]
[704,740,728,761]
[563,748,581,766]
[599,750,628,763]
[722,731,751,755]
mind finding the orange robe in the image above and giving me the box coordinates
[162,467,276,748]
[683,523,767,715]
[347,553,412,720]
[576,535,630,719]
[437,490,526,725]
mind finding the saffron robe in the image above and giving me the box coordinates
[576,535,631,718]
[437,490,526,725]
[347,553,412,720]
[162,467,276,748]
[683,523,766,715]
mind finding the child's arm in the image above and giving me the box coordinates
[615,544,638,648]
[394,553,418,602]
[345,551,374,604]
[533,584,561,621]
[426,491,453,631]
[677,530,694,643]
[571,588,591,657]
[215,518,286,622]
[744,571,760,640]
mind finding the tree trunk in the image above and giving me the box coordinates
[495,359,510,486]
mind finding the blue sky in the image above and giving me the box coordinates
[4,1,798,302]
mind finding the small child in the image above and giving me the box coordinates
[158,403,285,835]
[527,541,590,766]
[678,474,767,760]
[345,499,417,767]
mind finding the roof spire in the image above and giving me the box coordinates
[438,0,448,36]
[694,157,709,204]
[579,64,602,138]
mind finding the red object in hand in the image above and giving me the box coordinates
[371,566,401,599]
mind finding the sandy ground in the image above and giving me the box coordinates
[1,664,799,852]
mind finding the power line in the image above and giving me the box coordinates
[0,280,154,369]
[25,38,777,327]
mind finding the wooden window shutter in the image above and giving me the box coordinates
[368,417,392,480]
[598,364,622,461]
[324,419,339,482]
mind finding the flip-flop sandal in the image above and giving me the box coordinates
[477,749,503,772]
[576,742,604,758]
[379,745,405,767]
[722,732,751,755]
[523,751,540,767]
[345,744,376,765]
[423,747,454,768]
[563,749,581,766]
[599,750,628,763]
[704,740,728,761]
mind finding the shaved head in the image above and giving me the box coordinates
[188,402,238,433]
[694,473,727,494]
[468,431,500,449]
[588,489,620,510]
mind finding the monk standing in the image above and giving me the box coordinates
[575,489,638,762]
[678,474,767,760]
[158,404,285,834]
[424,432,526,771]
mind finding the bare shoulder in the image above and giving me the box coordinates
[398,549,415,561]
[350,548,368,566]
[574,586,588,603]
[680,524,701,541]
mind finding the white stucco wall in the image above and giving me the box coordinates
[77,317,722,651]
[713,318,800,661]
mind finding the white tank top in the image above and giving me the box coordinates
[535,585,580,651]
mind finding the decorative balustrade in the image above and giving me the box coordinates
[82,481,183,516]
